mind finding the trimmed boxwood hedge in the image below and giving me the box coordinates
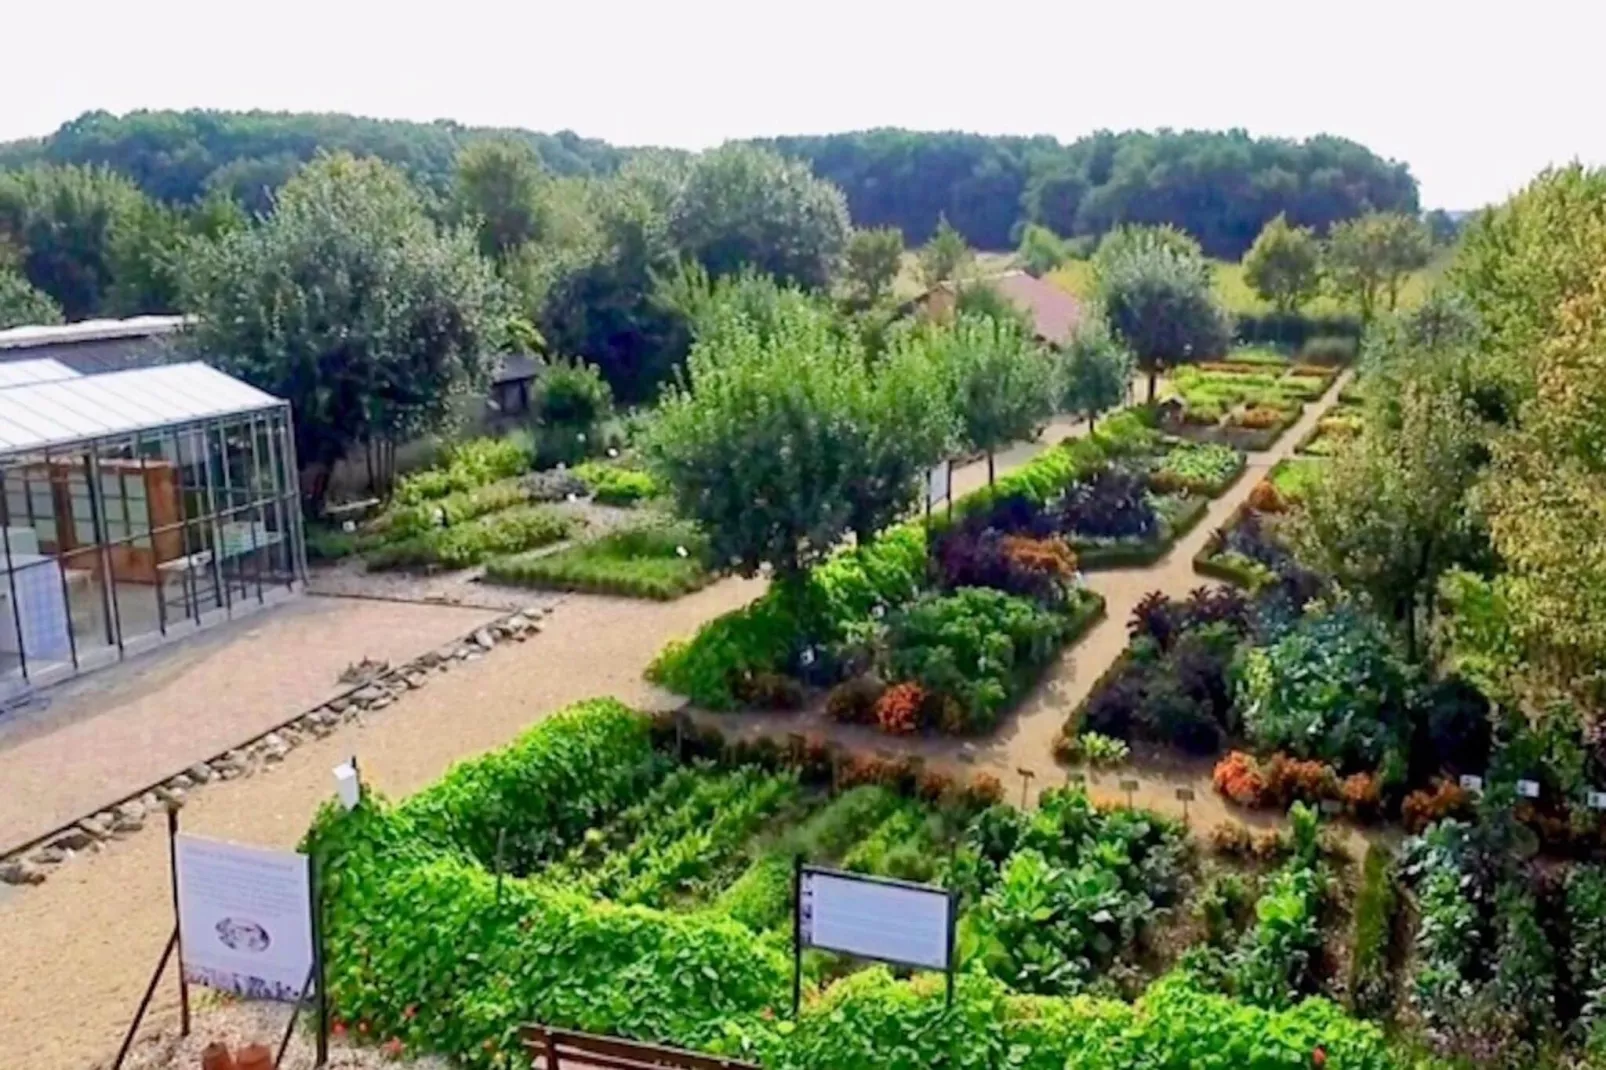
[306,699,1406,1070]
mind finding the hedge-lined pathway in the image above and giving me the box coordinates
[0,378,1343,1070]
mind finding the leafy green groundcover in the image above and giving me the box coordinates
[487,521,712,600]
[307,699,1404,1070]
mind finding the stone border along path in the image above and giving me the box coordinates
[0,606,556,887]
[0,375,1348,1070]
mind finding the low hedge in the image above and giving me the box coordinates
[307,699,1405,1070]
[487,522,712,600]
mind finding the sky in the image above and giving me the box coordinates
[3,0,1601,211]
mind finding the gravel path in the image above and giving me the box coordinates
[0,381,1342,1070]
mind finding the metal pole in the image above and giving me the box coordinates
[110,930,178,1070]
[166,806,191,1035]
[273,965,314,1069]
[280,405,309,585]
[85,444,121,653]
[199,421,229,614]
[310,848,328,1067]
[792,855,804,1019]
[0,487,29,683]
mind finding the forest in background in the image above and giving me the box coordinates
[0,110,1420,255]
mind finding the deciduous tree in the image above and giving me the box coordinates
[645,293,946,580]
[0,269,62,328]
[1098,246,1231,401]
[1242,213,1320,313]
[1325,212,1431,323]
[917,214,972,287]
[1059,313,1132,429]
[1016,223,1069,277]
[450,138,552,261]
[179,153,503,508]
[925,313,1054,484]
[0,163,153,318]
[841,226,904,308]
[669,144,850,291]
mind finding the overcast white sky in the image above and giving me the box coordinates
[3,0,1599,210]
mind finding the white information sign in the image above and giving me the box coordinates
[175,834,314,1002]
[1516,779,1541,799]
[925,462,952,508]
[1459,774,1484,794]
[800,866,952,971]
[1589,791,1606,811]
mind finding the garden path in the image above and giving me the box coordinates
[699,371,1351,832]
[0,377,1341,1070]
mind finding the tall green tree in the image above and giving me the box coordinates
[645,293,945,580]
[1016,223,1069,277]
[1058,313,1132,429]
[668,144,850,291]
[450,138,552,261]
[1325,212,1431,323]
[179,153,503,507]
[1295,379,1486,660]
[1098,246,1232,401]
[0,163,154,318]
[1242,213,1321,313]
[917,214,972,287]
[841,226,904,308]
[1090,224,1203,286]
[926,313,1054,484]
[1021,166,1089,238]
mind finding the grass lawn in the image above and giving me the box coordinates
[486,521,712,600]
[1050,251,1450,317]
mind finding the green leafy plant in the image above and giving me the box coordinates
[574,460,660,506]
[365,505,576,570]
[487,522,709,600]
[394,434,535,505]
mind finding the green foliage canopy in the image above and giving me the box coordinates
[1242,213,1321,313]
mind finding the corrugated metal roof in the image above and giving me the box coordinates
[0,363,282,454]
[0,315,190,351]
[0,359,81,388]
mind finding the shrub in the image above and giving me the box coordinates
[733,671,805,710]
[1057,466,1159,540]
[1210,820,1254,857]
[574,460,659,506]
[1340,773,1382,821]
[1247,480,1286,513]
[305,522,359,562]
[1231,805,1326,1009]
[393,434,535,505]
[365,505,577,570]
[1214,751,1267,807]
[1060,730,1131,768]
[1151,442,1244,496]
[1299,335,1359,364]
[825,675,884,725]
[1236,606,1409,771]
[885,587,1070,733]
[532,357,613,427]
[1261,754,1340,808]
[370,478,532,541]
[874,682,926,735]
[486,522,710,600]
[1401,780,1473,833]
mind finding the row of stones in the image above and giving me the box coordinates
[0,608,549,886]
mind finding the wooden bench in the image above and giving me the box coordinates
[520,1025,760,1070]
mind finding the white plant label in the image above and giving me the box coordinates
[1459,774,1484,794]
[1588,791,1606,811]
[1516,779,1540,799]
[800,867,951,972]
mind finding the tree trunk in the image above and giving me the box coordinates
[987,451,995,486]
[1146,371,1157,403]
[1089,410,1098,433]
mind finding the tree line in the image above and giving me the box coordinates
[0,111,1420,259]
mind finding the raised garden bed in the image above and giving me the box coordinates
[486,521,712,600]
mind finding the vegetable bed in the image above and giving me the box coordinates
[306,698,1402,1070]
[487,521,712,600]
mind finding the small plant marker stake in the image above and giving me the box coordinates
[1017,767,1036,809]
[1175,786,1195,825]
[1120,777,1140,809]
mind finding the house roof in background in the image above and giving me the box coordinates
[0,362,282,455]
[985,271,1082,345]
[0,315,191,377]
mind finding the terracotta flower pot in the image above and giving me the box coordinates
[233,1043,271,1070]
[200,1042,235,1070]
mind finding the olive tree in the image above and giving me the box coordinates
[180,153,504,507]
[1098,246,1232,401]
[1059,312,1132,429]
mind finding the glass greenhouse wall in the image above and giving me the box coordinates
[0,363,305,693]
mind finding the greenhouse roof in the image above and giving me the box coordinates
[0,359,82,388]
[0,362,283,455]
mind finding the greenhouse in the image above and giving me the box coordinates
[0,360,305,693]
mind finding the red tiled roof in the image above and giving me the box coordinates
[987,271,1083,345]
